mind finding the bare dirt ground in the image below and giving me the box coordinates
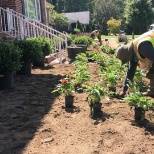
[1,39,154,154]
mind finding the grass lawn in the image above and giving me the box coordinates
[101,35,140,39]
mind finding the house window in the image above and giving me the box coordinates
[23,0,41,21]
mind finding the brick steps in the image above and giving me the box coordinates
[45,50,68,64]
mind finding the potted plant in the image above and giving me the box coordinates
[123,92,154,122]
[67,36,92,60]
[85,83,107,118]
[13,38,43,75]
[100,70,120,95]
[72,61,91,92]
[101,45,115,54]
[33,36,54,67]
[52,77,75,108]
[72,36,92,52]
[0,40,22,90]
[85,51,98,63]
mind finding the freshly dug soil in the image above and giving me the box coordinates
[0,39,154,154]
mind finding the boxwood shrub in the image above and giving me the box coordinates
[0,39,22,75]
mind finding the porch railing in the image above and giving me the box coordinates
[9,8,70,47]
[0,7,69,63]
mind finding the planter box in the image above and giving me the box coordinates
[76,44,87,52]
[67,46,83,60]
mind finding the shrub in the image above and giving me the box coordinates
[72,36,92,46]
[101,45,116,54]
[33,36,54,57]
[0,39,22,75]
[13,38,43,62]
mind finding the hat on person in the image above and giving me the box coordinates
[115,42,133,65]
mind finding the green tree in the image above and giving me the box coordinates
[50,10,70,30]
[107,17,121,35]
[93,0,122,34]
[124,0,154,34]
[54,0,95,13]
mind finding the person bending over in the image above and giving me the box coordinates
[115,30,154,97]
[90,30,102,46]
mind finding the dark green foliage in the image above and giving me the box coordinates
[72,36,92,46]
[123,92,154,111]
[32,36,54,57]
[76,20,83,32]
[101,45,116,54]
[0,39,22,75]
[124,0,154,34]
[13,38,43,62]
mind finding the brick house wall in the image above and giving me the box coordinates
[0,0,22,38]
[0,0,22,13]
[0,0,48,24]
[0,0,49,38]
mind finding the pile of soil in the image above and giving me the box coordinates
[0,39,154,154]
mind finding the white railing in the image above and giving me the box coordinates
[8,8,70,49]
[0,7,69,63]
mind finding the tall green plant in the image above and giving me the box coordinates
[13,39,43,62]
[72,36,92,46]
[123,92,154,120]
[0,40,22,75]
[33,36,54,57]
[85,83,107,104]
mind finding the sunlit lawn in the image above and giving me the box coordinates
[101,35,140,39]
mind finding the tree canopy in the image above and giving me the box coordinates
[48,0,154,34]
[124,0,154,34]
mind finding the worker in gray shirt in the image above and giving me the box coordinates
[90,30,102,46]
[115,30,154,97]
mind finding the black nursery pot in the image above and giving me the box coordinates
[17,62,32,75]
[109,87,116,93]
[33,57,45,68]
[65,95,74,108]
[0,72,14,90]
[134,107,145,121]
[67,46,83,61]
[90,102,102,118]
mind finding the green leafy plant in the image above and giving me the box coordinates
[86,51,108,66]
[13,38,43,62]
[85,51,97,62]
[101,45,116,54]
[73,64,91,85]
[52,77,75,96]
[72,36,92,46]
[74,53,88,63]
[0,40,22,75]
[85,83,107,104]
[74,28,80,33]
[105,72,120,88]
[127,80,148,93]
[33,36,54,57]
[92,41,99,48]
[100,68,121,88]
[123,92,154,120]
